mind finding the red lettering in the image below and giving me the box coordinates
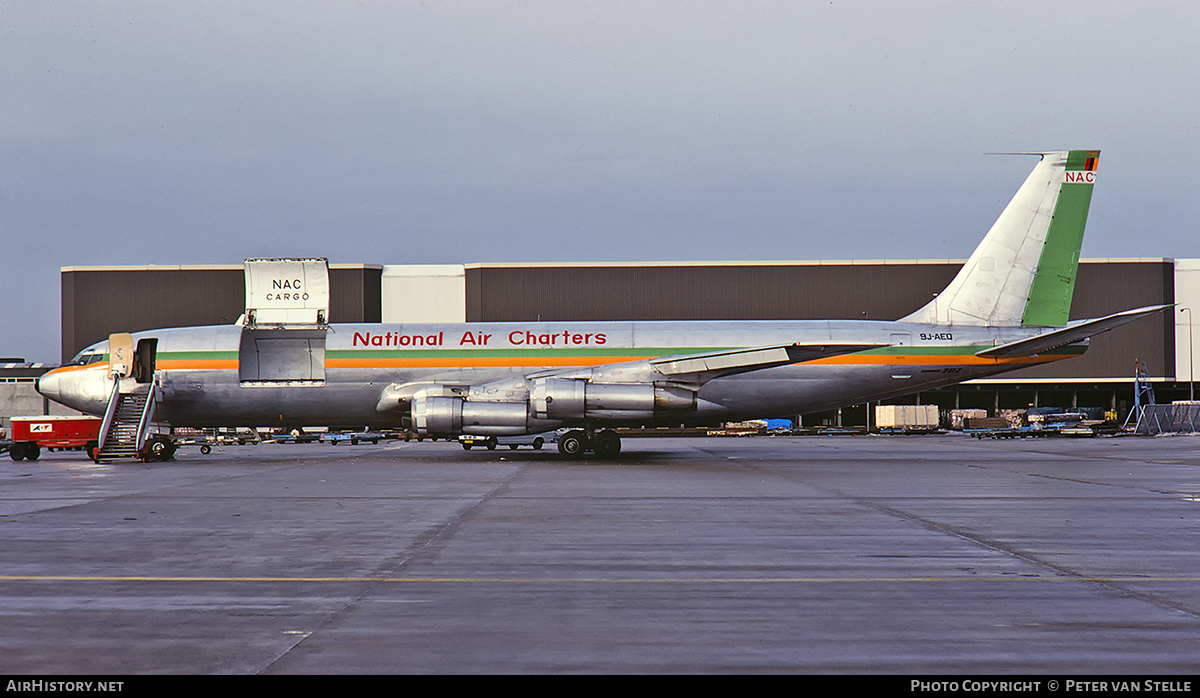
[505,328,610,346]
[352,331,445,348]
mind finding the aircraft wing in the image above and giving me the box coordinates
[377,342,883,414]
[648,342,885,379]
[975,305,1171,360]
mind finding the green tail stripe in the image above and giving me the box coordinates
[1021,150,1098,326]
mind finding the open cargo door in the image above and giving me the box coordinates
[239,258,329,385]
[243,258,330,328]
[238,329,327,383]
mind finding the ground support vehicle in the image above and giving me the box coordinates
[321,430,386,445]
[460,432,556,451]
[169,426,262,454]
[966,425,1050,439]
[7,416,102,461]
[171,433,219,454]
[264,433,319,444]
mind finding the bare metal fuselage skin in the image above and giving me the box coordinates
[38,319,1082,430]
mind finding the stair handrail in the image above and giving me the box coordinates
[135,384,158,457]
[97,379,121,452]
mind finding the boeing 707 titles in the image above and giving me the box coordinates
[36,150,1167,459]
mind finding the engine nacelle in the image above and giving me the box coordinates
[409,379,697,436]
[410,395,462,435]
[411,395,542,436]
[531,378,696,420]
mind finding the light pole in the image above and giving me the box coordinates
[1182,307,1194,402]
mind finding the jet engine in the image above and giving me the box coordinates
[411,395,545,436]
[404,378,697,437]
[530,378,695,421]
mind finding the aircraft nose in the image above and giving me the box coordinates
[36,367,110,414]
[36,370,62,402]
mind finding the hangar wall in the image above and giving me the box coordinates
[381,265,465,323]
[464,261,957,323]
[60,264,382,363]
[463,259,1175,381]
[1175,260,1200,387]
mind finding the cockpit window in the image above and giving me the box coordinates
[70,351,106,366]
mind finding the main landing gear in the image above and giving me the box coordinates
[556,429,621,459]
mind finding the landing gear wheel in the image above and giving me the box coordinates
[146,436,176,462]
[557,430,587,458]
[593,430,621,458]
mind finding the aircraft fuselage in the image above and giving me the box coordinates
[39,319,1082,430]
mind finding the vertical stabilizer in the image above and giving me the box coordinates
[902,150,1099,327]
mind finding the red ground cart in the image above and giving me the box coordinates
[6,415,102,461]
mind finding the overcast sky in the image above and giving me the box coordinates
[3,2,1199,362]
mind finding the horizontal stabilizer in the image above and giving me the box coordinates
[651,343,883,377]
[974,305,1170,359]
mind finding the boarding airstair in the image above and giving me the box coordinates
[95,381,157,462]
[93,332,170,463]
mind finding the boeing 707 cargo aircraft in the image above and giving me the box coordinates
[36,150,1167,459]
